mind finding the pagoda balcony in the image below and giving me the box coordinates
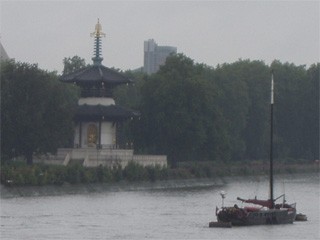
[74,143,134,150]
[81,88,112,98]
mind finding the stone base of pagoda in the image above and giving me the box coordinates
[33,148,167,168]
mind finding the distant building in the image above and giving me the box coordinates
[0,41,9,61]
[144,39,177,75]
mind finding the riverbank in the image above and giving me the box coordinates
[1,172,318,199]
[0,177,224,198]
[1,160,318,189]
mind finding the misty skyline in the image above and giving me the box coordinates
[1,1,319,73]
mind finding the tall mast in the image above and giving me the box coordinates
[270,70,275,209]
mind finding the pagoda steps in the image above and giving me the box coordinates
[68,159,85,166]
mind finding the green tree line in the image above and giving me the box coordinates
[1,55,319,167]
[115,55,319,166]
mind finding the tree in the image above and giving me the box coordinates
[105,55,319,165]
[302,63,319,160]
[240,60,270,160]
[270,62,319,161]
[133,54,230,166]
[62,56,87,75]
[213,61,251,161]
[1,60,78,164]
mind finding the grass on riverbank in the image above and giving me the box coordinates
[1,160,318,187]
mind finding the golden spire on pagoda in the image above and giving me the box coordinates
[91,19,105,65]
[91,18,106,38]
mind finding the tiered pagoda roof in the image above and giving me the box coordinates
[60,64,133,86]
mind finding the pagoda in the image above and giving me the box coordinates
[60,19,139,149]
[34,20,166,168]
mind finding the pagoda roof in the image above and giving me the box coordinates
[60,64,133,86]
[74,104,140,121]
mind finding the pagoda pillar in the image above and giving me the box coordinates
[79,121,82,148]
[98,121,102,149]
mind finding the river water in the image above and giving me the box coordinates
[1,173,319,240]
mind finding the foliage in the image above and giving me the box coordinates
[1,60,79,164]
[213,60,270,160]
[1,160,317,187]
[131,54,230,166]
[62,56,88,75]
[146,164,169,181]
[0,162,168,186]
[118,56,318,164]
[124,161,148,181]
[269,61,319,160]
[124,161,169,182]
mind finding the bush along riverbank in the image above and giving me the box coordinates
[1,161,183,187]
[1,160,319,187]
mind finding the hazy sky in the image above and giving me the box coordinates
[1,1,319,73]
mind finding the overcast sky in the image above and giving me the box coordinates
[1,1,319,73]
